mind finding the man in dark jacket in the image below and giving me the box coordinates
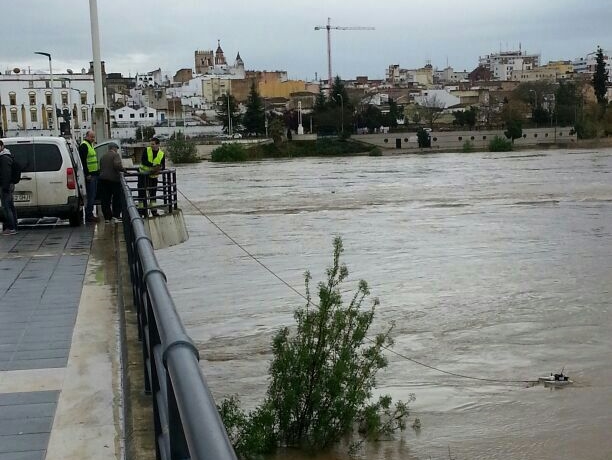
[0,140,18,235]
[79,130,99,223]
[98,142,126,223]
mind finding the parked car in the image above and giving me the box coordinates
[0,136,86,226]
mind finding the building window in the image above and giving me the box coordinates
[61,92,68,105]
[30,109,38,122]
[149,113,154,118]
[9,92,16,105]
[10,110,17,123]
[80,92,87,104]
[82,108,88,122]
[29,92,36,105]
[28,80,34,89]
[130,113,135,118]
[45,92,52,105]
[118,114,123,119]
[140,113,144,118]
[45,81,50,88]
[61,80,67,88]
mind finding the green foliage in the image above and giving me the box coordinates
[386,98,400,128]
[135,126,142,141]
[268,117,285,145]
[504,118,523,143]
[416,128,431,148]
[555,81,580,126]
[142,126,156,141]
[357,105,385,132]
[210,143,248,162]
[218,238,411,458]
[167,131,199,163]
[369,147,382,157]
[242,82,265,136]
[462,140,474,153]
[312,77,354,136]
[453,106,478,129]
[593,46,609,106]
[489,135,513,152]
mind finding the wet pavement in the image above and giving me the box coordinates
[159,148,612,460]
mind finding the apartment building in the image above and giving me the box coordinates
[479,50,540,81]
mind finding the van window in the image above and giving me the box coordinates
[6,143,63,172]
[7,144,36,173]
[34,144,63,171]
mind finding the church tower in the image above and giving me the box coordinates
[215,40,227,66]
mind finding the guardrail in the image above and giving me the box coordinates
[122,168,178,217]
[120,174,237,460]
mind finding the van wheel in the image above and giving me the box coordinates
[69,211,83,227]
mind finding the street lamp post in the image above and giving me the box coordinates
[34,51,58,136]
[336,93,344,134]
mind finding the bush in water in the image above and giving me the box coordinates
[489,136,513,152]
[211,143,248,162]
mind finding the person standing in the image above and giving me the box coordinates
[138,137,165,217]
[98,142,126,223]
[0,140,18,235]
[79,130,100,223]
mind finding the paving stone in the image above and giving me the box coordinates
[0,433,50,453]
[0,392,57,407]
[5,358,68,371]
[0,451,45,460]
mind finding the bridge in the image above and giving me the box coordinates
[0,170,237,460]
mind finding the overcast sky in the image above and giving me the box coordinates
[6,0,611,80]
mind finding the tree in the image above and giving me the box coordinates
[167,131,198,163]
[555,81,580,126]
[416,127,431,148]
[218,238,411,458]
[268,117,285,145]
[356,105,384,132]
[385,98,400,128]
[142,126,156,141]
[216,94,241,134]
[504,119,523,143]
[593,46,609,107]
[135,126,142,141]
[453,106,477,129]
[419,94,445,130]
[242,82,265,136]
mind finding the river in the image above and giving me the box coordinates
[157,148,612,460]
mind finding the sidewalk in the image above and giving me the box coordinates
[0,223,123,460]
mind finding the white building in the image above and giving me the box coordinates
[435,67,469,83]
[135,68,173,88]
[111,106,160,127]
[479,49,540,81]
[573,50,612,81]
[413,89,461,110]
[386,64,433,86]
[0,70,95,137]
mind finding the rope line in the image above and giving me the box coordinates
[177,188,539,385]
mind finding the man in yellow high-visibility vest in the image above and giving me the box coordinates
[79,130,99,223]
[138,137,166,216]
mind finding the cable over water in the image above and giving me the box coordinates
[177,187,540,385]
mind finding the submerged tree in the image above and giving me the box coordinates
[218,237,412,458]
[242,81,265,136]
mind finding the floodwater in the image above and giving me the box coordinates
[158,148,612,460]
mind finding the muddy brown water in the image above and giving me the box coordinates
[158,148,612,460]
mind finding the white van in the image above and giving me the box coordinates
[0,137,86,226]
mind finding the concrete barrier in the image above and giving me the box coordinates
[142,209,189,249]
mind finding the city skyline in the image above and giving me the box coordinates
[6,0,611,80]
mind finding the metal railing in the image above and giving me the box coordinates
[120,174,237,460]
[123,168,178,216]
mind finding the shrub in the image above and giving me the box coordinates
[462,140,474,153]
[416,128,431,147]
[211,143,248,162]
[167,131,199,163]
[218,238,412,458]
[369,147,382,156]
[489,135,513,152]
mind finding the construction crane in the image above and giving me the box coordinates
[314,17,374,93]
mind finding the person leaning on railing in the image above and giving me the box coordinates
[138,137,165,217]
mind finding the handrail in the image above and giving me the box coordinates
[120,174,237,460]
[123,167,178,217]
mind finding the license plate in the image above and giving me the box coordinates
[14,193,31,202]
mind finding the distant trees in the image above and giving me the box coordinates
[312,76,353,136]
[593,46,609,107]
[452,106,478,129]
[242,82,265,136]
[135,126,156,141]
